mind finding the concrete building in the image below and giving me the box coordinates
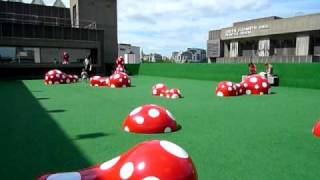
[0,0,117,78]
[118,43,141,64]
[207,13,320,63]
[172,48,206,63]
[143,53,162,62]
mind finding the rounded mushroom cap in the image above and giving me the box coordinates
[115,65,125,73]
[109,72,131,88]
[37,140,197,180]
[165,88,182,99]
[44,69,65,85]
[123,104,178,134]
[242,75,270,95]
[90,76,108,87]
[236,83,246,95]
[152,83,168,96]
[116,56,125,66]
[215,81,238,97]
[312,121,320,138]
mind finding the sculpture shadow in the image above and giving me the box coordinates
[0,81,90,179]
[75,132,110,140]
[47,109,67,113]
[37,97,50,100]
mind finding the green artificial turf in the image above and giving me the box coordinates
[125,63,320,89]
[1,76,320,179]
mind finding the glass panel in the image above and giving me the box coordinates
[16,47,35,64]
[0,47,16,64]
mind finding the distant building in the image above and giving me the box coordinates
[207,13,320,63]
[143,53,162,62]
[118,44,141,64]
[172,48,206,63]
[53,0,66,8]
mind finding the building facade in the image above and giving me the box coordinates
[143,53,163,63]
[172,48,207,63]
[118,43,141,64]
[207,13,320,63]
[0,0,117,78]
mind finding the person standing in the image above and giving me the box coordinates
[265,63,273,75]
[62,52,69,64]
[248,62,257,75]
[84,55,92,76]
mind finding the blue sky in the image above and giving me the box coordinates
[23,0,320,56]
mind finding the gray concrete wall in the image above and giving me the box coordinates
[218,13,320,40]
[70,0,118,64]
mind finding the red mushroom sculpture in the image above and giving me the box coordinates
[312,121,320,137]
[122,104,178,134]
[44,69,78,85]
[165,88,182,99]
[152,83,168,97]
[242,75,270,95]
[90,76,108,87]
[37,140,197,180]
[109,72,131,88]
[215,81,238,97]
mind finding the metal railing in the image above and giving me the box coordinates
[216,55,320,64]
[0,12,97,29]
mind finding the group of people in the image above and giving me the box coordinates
[248,62,273,76]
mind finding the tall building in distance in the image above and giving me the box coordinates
[207,13,320,63]
[0,0,117,77]
[172,48,207,63]
[118,43,141,64]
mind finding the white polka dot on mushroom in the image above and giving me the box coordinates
[262,82,268,88]
[120,162,134,179]
[152,89,157,95]
[143,177,160,180]
[166,110,175,120]
[250,77,258,83]
[100,156,120,170]
[130,106,142,116]
[124,126,130,132]
[171,94,179,99]
[47,172,81,180]
[217,91,224,97]
[164,127,172,133]
[137,162,145,170]
[148,109,160,118]
[134,116,144,125]
[156,84,164,88]
[246,90,251,95]
[114,74,120,79]
[160,140,189,159]
[227,82,232,86]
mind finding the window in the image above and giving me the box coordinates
[73,5,77,27]
[0,47,16,64]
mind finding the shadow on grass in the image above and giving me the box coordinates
[47,109,67,113]
[37,97,50,100]
[0,81,90,179]
[75,132,109,140]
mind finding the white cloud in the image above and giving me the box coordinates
[118,0,271,55]
[19,0,320,56]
